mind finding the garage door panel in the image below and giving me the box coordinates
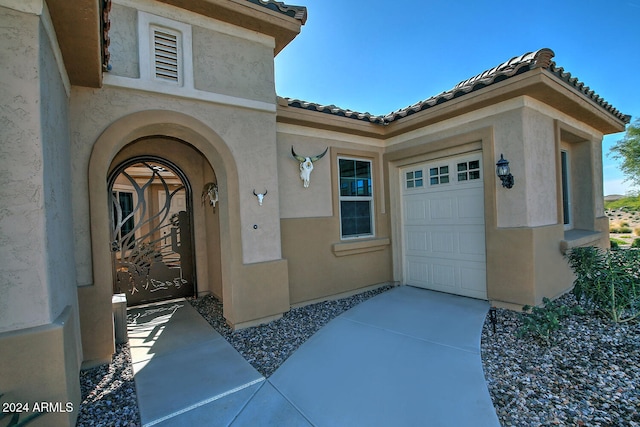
[405,256,485,297]
[401,153,487,300]
[404,227,484,263]
[406,230,430,252]
[459,230,485,256]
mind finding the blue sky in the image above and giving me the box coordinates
[274,0,640,196]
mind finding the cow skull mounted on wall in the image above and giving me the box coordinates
[291,146,329,188]
[253,189,267,206]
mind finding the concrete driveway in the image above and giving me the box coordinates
[128,285,500,426]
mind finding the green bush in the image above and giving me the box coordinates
[566,247,640,323]
[610,227,633,234]
[605,196,640,211]
[610,239,620,249]
[632,239,640,249]
[517,297,582,346]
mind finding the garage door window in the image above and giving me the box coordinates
[406,170,424,188]
[339,158,373,239]
[457,160,481,181]
[430,166,449,185]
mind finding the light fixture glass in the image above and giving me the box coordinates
[496,154,514,188]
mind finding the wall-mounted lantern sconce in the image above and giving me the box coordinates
[496,154,514,189]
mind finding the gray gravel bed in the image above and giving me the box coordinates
[78,287,639,426]
[482,292,640,427]
[77,343,141,427]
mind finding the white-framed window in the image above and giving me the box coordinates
[138,11,193,87]
[338,157,374,239]
[561,149,572,229]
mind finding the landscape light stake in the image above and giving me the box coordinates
[489,307,497,334]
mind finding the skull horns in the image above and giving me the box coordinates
[253,189,267,206]
[291,146,328,188]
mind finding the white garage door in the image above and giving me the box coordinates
[401,153,487,299]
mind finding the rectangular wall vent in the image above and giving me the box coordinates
[152,28,179,83]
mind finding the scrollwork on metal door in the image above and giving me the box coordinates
[109,159,195,305]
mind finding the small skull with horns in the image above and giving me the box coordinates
[291,146,329,188]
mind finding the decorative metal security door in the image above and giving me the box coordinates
[109,158,195,306]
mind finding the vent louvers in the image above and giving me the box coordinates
[153,29,179,82]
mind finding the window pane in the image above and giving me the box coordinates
[407,181,414,188]
[457,163,467,172]
[440,175,449,184]
[469,160,480,170]
[430,168,438,177]
[469,171,480,180]
[415,179,423,187]
[341,201,372,237]
[339,159,355,177]
[406,171,414,180]
[440,166,449,174]
[415,170,423,178]
[458,173,468,181]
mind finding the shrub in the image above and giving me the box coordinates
[610,239,620,249]
[566,247,640,323]
[635,228,640,236]
[622,221,630,227]
[517,297,583,346]
[610,227,632,234]
[632,239,640,249]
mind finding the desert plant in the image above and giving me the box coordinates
[610,227,633,234]
[610,239,620,249]
[517,297,582,346]
[635,228,640,236]
[632,238,640,249]
[566,247,640,323]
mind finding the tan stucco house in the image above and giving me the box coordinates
[0,0,630,425]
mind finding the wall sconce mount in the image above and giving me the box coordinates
[496,154,514,189]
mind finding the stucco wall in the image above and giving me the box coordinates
[109,3,138,79]
[0,7,50,332]
[276,127,392,303]
[193,25,275,103]
[277,129,334,218]
[40,13,79,336]
[107,2,275,103]
[0,4,78,335]
[522,108,558,227]
[0,4,82,424]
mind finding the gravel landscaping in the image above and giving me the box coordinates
[78,286,639,426]
[482,292,639,427]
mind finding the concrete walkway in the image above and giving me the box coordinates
[127,286,500,426]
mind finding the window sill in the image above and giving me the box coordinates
[560,229,604,254]
[332,237,390,257]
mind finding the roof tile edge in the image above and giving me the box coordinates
[281,48,630,126]
[246,0,308,24]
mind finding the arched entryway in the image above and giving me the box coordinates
[108,156,196,305]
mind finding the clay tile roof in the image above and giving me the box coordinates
[282,48,630,125]
[246,0,308,24]
[283,99,387,124]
